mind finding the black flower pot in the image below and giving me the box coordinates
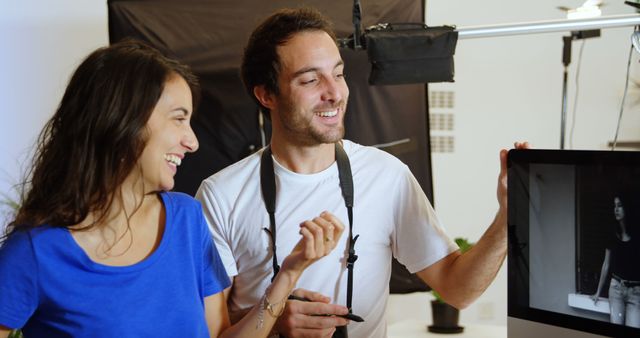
[428,300,464,334]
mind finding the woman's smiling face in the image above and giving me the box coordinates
[135,74,199,192]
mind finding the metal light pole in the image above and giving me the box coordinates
[455,14,640,149]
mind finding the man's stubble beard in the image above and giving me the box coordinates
[277,98,347,146]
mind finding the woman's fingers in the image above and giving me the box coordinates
[283,212,348,274]
[319,212,345,244]
[312,216,334,252]
[299,211,345,258]
[301,220,327,258]
[298,226,316,259]
[304,219,324,257]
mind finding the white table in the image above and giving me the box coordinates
[388,319,507,338]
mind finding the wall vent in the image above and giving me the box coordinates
[430,135,455,153]
[429,90,454,109]
[429,90,455,153]
[430,113,454,131]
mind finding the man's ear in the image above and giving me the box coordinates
[253,85,275,110]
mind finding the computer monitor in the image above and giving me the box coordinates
[508,149,640,338]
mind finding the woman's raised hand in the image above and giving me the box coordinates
[281,211,345,275]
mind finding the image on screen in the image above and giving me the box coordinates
[508,150,640,337]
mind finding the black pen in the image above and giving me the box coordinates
[288,294,311,302]
[287,295,365,322]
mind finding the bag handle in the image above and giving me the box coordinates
[367,23,455,32]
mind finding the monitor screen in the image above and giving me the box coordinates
[508,149,640,338]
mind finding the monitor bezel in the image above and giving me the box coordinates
[507,149,640,338]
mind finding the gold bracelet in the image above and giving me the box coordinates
[257,287,288,330]
[257,292,265,330]
[264,289,287,318]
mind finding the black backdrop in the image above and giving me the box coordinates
[109,0,433,293]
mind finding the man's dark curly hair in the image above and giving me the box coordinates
[240,7,337,115]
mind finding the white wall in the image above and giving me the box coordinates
[0,1,108,228]
[427,0,640,326]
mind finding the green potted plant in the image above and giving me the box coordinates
[8,330,23,338]
[428,237,474,334]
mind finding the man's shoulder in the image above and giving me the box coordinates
[197,149,262,202]
[343,139,409,171]
[202,150,261,185]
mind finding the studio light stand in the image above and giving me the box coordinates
[457,14,640,149]
[560,29,600,150]
[338,0,364,50]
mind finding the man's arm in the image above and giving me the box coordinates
[417,144,527,309]
[417,208,507,309]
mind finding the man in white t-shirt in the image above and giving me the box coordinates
[196,7,525,338]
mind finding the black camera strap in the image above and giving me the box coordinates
[260,142,359,314]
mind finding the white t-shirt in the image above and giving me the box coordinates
[196,140,457,338]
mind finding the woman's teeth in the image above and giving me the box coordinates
[164,154,181,166]
[316,110,337,117]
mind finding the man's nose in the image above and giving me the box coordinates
[320,77,343,103]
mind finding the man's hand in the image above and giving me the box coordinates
[497,141,530,210]
[274,289,349,338]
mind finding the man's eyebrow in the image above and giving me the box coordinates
[292,67,319,78]
[291,60,345,78]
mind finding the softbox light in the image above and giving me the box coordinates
[364,24,458,85]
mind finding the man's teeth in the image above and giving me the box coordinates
[164,154,181,166]
[316,110,337,117]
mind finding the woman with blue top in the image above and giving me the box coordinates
[0,39,344,337]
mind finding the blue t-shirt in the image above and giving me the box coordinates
[0,192,230,337]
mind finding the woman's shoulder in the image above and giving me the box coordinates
[161,191,207,226]
[162,191,200,208]
[1,228,31,251]
[0,226,61,262]
[3,225,60,244]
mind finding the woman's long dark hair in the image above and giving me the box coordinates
[6,39,199,235]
